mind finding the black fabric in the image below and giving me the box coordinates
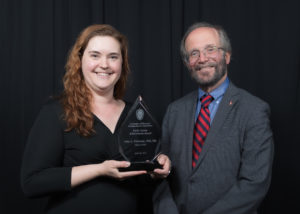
[21,100,143,214]
[1,0,300,213]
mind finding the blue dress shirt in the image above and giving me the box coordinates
[195,78,229,124]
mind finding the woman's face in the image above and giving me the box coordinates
[81,36,122,96]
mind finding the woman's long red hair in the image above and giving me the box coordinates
[61,24,130,137]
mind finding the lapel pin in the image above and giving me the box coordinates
[229,100,233,105]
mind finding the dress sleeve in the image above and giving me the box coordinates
[21,103,72,198]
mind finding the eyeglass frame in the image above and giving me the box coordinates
[186,45,225,63]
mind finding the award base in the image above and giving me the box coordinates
[119,160,162,172]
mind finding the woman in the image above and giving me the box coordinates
[21,24,170,214]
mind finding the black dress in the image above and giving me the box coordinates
[21,100,150,214]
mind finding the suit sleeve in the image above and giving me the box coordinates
[153,105,179,214]
[21,103,72,198]
[203,102,274,214]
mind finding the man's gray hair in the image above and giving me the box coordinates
[180,22,232,64]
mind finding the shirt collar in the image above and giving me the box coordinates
[197,77,229,101]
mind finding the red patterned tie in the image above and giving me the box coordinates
[192,94,213,168]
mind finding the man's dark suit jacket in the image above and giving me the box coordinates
[153,82,274,214]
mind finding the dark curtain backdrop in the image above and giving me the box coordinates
[1,0,299,213]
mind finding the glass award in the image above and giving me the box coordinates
[118,96,162,171]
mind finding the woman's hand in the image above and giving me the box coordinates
[71,160,146,187]
[100,160,147,180]
[149,154,171,179]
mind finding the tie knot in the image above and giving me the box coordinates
[200,94,213,108]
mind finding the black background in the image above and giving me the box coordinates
[1,0,299,213]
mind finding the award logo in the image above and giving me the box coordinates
[136,108,144,121]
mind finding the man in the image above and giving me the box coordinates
[153,22,274,214]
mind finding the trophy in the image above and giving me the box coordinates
[118,96,162,171]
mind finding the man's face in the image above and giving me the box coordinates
[185,27,231,90]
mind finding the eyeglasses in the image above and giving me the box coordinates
[188,45,224,63]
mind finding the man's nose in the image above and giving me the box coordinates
[197,51,209,63]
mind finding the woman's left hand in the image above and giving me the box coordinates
[150,154,171,179]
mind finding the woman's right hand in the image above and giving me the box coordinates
[99,160,147,180]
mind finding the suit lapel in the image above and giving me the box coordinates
[185,91,199,173]
[192,83,240,171]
